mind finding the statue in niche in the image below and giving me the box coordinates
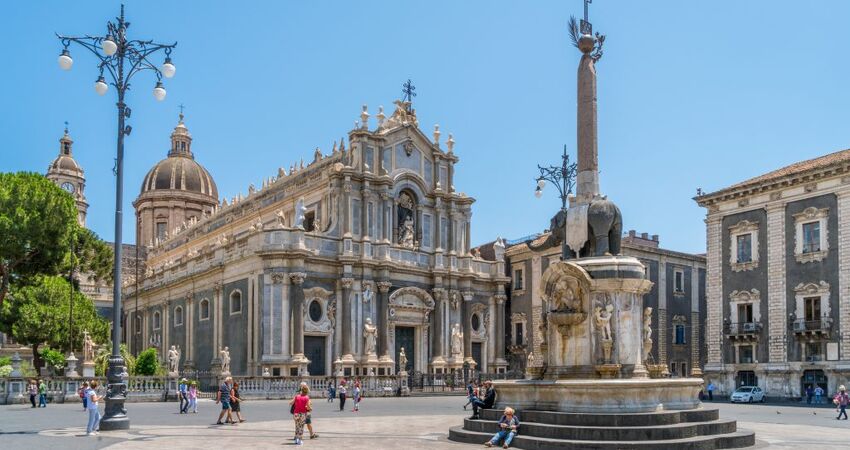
[294,198,307,229]
[219,346,231,373]
[400,216,415,248]
[363,318,377,355]
[398,347,408,372]
[397,192,416,248]
[643,307,653,342]
[451,323,463,357]
[168,345,180,374]
[276,209,287,228]
[594,304,614,342]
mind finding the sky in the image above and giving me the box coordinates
[3,0,850,254]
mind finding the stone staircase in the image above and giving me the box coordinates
[449,408,755,449]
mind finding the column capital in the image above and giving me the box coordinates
[494,294,507,304]
[462,291,474,302]
[271,273,286,284]
[213,282,222,294]
[184,291,194,303]
[289,272,307,285]
[432,287,447,300]
[341,277,355,289]
[377,281,392,293]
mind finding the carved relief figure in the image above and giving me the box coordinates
[363,318,377,355]
[219,346,231,373]
[594,304,614,341]
[451,323,463,357]
[168,345,180,373]
[643,307,653,342]
[82,330,94,362]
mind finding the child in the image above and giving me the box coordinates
[352,381,361,412]
[327,381,336,403]
[464,380,479,410]
[484,407,519,449]
[79,382,89,410]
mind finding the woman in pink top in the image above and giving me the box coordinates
[188,381,198,413]
[289,385,312,446]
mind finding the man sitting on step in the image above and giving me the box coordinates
[470,380,496,420]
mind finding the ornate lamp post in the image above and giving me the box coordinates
[56,4,177,430]
[534,145,577,211]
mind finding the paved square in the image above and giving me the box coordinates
[3,397,850,449]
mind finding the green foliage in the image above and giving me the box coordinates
[0,172,79,307]
[0,365,11,377]
[134,347,161,376]
[39,347,66,372]
[94,342,135,377]
[0,276,109,368]
[67,227,113,285]
[0,356,10,366]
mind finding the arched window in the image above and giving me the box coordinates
[199,298,210,321]
[153,311,161,330]
[174,306,184,327]
[134,315,142,334]
[230,290,242,314]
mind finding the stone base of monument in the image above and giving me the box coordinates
[449,407,755,449]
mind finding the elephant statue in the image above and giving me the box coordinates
[529,196,622,258]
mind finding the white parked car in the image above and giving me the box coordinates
[730,386,765,403]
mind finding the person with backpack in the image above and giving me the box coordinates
[834,385,850,420]
[78,382,89,410]
[289,384,312,446]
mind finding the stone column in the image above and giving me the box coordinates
[163,301,170,360]
[341,277,355,359]
[690,265,702,376]
[377,281,392,360]
[658,259,667,365]
[290,272,308,365]
[462,293,474,366]
[839,191,850,359]
[705,215,723,368]
[495,294,508,366]
[185,293,194,367]
[212,282,222,365]
[766,202,787,363]
[431,289,446,365]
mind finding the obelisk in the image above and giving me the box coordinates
[575,34,599,205]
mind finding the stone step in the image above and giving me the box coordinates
[464,418,737,441]
[480,408,719,427]
[448,426,756,450]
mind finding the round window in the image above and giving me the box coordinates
[471,313,481,331]
[308,300,323,322]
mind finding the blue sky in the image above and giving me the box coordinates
[3,0,850,254]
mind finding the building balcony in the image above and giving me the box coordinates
[723,321,763,341]
[792,318,832,337]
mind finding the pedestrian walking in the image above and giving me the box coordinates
[289,384,312,446]
[815,385,824,404]
[215,376,235,425]
[178,378,189,414]
[806,385,814,404]
[327,380,335,403]
[79,382,89,410]
[464,380,479,410]
[27,380,37,408]
[38,379,47,408]
[85,381,102,436]
[338,380,347,411]
[834,385,850,420]
[188,381,198,413]
[231,381,246,423]
[706,382,715,402]
[300,382,319,440]
[352,381,361,412]
[484,406,520,448]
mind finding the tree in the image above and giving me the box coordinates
[67,227,113,286]
[0,172,79,307]
[0,276,109,369]
[134,347,160,376]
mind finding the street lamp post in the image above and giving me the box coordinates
[534,145,577,211]
[57,4,176,430]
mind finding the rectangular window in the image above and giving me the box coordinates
[156,222,167,242]
[422,214,432,248]
[381,147,392,173]
[439,165,448,189]
[364,146,374,172]
[367,203,375,237]
[352,199,361,236]
[674,324,686,344]
[802,221,821,253]
[514,269,524,291]
[737,303,753,323]
[736,234,752,263]
[806,342,822,361]
[681,363,688,377]
[424,159,433,186]
[804,296,821,321]
[515,322,524,346]
[674,270,684,293]
[440,217,448,250]
[739,345,754,364]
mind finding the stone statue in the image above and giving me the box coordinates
[294,198,307,229]
[149,333,161,348]
[594,304,614,341]
[168,345,180,374]
[219,346,231,374]
[248,183,256,195]
[276,209,286,228]
[82,330,94,362]
[643,307,653,342]
[363,318,377,355]
[451,323,463,357]
[399,215,415,248]
[398,347,408,371]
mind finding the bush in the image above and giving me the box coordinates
[134,347,160,376]
[40,347,66,372]
[94,342,135,376]
[0,356,10,367]
[0,365,11,377]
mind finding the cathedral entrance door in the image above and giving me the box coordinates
[305,336,326,376]
[472,342,482,372]
[395,326,415,373]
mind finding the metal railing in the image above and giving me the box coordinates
[723,322,763,335]
[792,318,832,333]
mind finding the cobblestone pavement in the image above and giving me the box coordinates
[2,397,850,449]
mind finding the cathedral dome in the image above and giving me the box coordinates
[138,113,218,199]
[50,154,82,172]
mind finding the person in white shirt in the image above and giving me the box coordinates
[85,380,102,436]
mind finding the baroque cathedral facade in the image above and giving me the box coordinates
[123,101,510,377]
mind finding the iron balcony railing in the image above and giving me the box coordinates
[723,321,763,335]
[792,318,832,333]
